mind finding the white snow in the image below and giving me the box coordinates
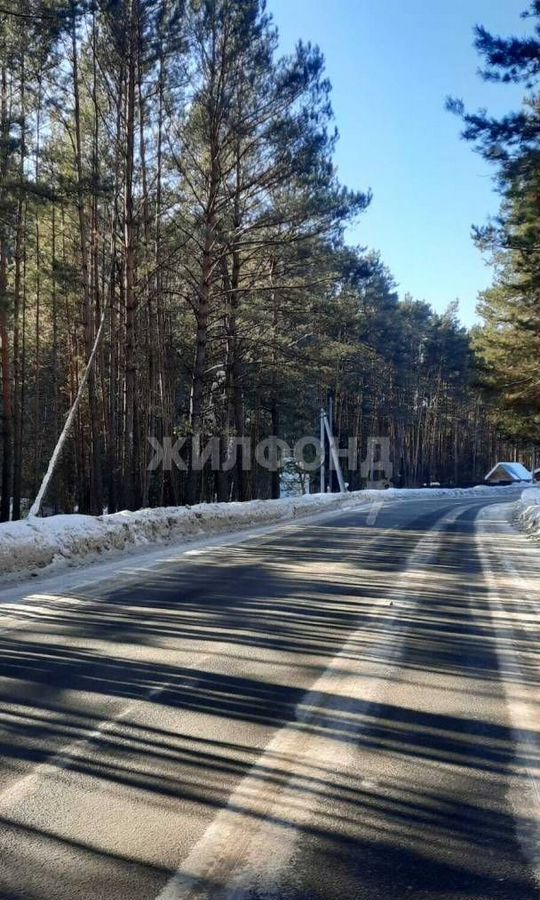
[515,487,540,539]
[0,484,527,582]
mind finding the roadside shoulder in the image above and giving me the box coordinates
[514,487,540,541]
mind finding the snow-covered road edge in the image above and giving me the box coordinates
[515,487,540,539]
[0,484,526,581]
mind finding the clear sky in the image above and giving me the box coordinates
[269,0,530,326]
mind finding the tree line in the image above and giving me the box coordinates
[0,0,529,519]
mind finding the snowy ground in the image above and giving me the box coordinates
[0,484,531,583]
[515,486,540,538]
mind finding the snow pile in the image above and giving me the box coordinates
[515,487,540,539]
[0,483,527,581]
[1,493,357,578]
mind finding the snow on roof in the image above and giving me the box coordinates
[484,461,532,482]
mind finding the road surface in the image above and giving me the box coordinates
[0,492,539,899]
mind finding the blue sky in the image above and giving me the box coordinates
[269,0,530,326]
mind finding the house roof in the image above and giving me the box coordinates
[484,462,532,482]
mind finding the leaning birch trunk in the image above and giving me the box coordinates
[28,305,108,519]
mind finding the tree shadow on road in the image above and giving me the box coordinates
[0,503,539,898]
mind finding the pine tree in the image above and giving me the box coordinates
[448,1,540,445]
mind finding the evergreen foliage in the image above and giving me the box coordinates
[0,0,527,518]
[449,1,540,446]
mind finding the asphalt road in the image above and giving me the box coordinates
[0,492,540,900]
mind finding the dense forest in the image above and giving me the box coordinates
[0,0,536,519]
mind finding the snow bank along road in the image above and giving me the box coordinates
[0,484,521,581]
[0,489,540,899]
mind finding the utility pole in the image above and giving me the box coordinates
[319,407,347,494]
[28,300,109,518]
[320,407,326,493]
